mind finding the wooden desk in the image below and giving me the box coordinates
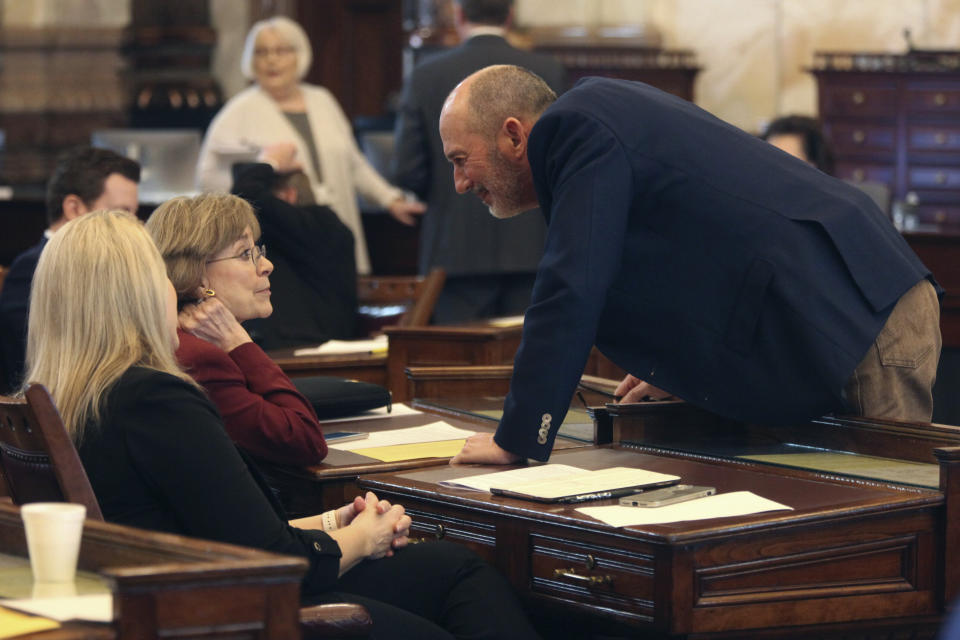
[359,439,949,639]
[385,322,626,401]
[256,398,594,519]
[344,370,956,638]
[266,347,387,386]
[0,501,304,639]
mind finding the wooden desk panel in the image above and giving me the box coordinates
[266,348,387,385]
[386,323,626,401]
[0,502,303,639]
[359,445,944,638]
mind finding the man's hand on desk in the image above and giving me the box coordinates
[451,433,523,465]
[615,374,675,403]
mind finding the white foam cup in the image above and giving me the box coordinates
[21,502,86,583]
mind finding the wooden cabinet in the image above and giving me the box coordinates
[812,51,960,224]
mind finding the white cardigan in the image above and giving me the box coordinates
[196,84,403,273]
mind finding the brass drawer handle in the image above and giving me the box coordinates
[852,130,866,143]
[410,523,446,543]
[936,210,947,223]
[935,93,947,106]
[935,132,948,145]
[852,169,865,182]
[553,568,613,586]
[936,172,948,185]
[852,91,865,105]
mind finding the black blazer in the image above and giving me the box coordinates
[496,77,936,460]
[78,367,342,595]
[393,35,567,277]
[0,237,47,392]
[232,163,358,348]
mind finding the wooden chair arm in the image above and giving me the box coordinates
[300,603,372,638]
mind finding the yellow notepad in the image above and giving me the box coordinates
[355,439,466,462]
[0,606,60,638]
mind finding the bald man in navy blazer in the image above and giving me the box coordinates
[439,66,942,464]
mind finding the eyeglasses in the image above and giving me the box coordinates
[253,45,295,59]
[206,244,267,269]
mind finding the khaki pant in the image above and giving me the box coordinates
[842,279,941,422]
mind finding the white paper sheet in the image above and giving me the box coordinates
[440,464,586,492]
[293,335,388,356]
[318,403,422,424]
[487,315,525,327]
[576,491,793,527]
[327,421,477,451]
[0,594,113,623]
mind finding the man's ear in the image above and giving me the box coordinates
[499,117,528,160]
[61,194,88,221]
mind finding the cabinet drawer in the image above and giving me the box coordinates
[821,85,898,117]
[906,86,960,112]
[908,125,960,151]
[405,507,497,563]
[529,532,657,620]
[835,162,894,186]
[909,167,960,189]
[917,203,960,225]
[830,122,896,154]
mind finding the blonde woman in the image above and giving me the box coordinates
[196,16,424,273]
[26,210,539,640]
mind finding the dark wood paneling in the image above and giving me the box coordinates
[297,0,404,119]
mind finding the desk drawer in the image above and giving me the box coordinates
[835,161,894,186]
[907,85,960,112]
[908,125,960,151]
[830,122,896,154]
[406,507,497,562]
[529,532,657,620]
[821,85,898,117]
[917,202,960,225]
[909,167,960,189]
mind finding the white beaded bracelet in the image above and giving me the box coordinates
[321,510,339,532]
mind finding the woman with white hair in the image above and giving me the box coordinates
[25,210,540,640]
[196,16,424,273]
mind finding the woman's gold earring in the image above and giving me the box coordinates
[203,289,215,297]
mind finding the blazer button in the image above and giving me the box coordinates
[537,433,548,445]
[313,541,323,552]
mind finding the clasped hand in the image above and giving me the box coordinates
[339,492,411,559]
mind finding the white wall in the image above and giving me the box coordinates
[516,0,960,131]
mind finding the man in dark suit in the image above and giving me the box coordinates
[392,0,566,324]
[439,66,941,464]
[0,147,140,391]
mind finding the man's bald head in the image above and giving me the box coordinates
[443,64,557,139]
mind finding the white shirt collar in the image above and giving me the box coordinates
[465,25,507,39]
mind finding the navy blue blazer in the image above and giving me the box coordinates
[0,237,46,392]
[496,77,935,461]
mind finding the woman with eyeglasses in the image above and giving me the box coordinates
[195,15,424,273]
[28,210,539,640]
[146,193,330,467]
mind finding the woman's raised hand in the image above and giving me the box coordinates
[178,295,253,352]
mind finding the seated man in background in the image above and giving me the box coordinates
[759,114,835,175]
[0,146,139,392]
[231,143,358,349]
